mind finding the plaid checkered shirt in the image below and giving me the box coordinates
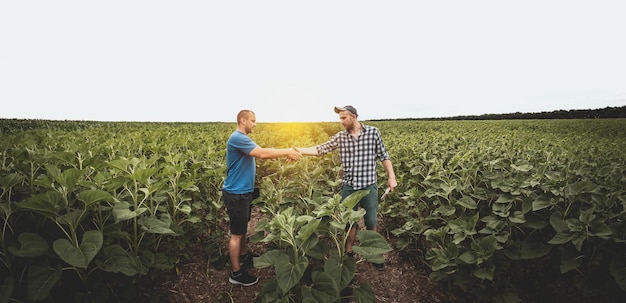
[316,124,390,190]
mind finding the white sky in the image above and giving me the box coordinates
[1,1,625,123]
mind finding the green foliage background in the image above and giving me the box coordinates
[1,118,625,302]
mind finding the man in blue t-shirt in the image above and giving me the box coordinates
[223,109,301,286]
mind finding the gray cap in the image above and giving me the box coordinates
[334,105,358,116]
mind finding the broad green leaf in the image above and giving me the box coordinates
[296,217,320,243]
[107,158,129,173]
[531,194,553,211]
[352,282,376,303]
[508,211,526,224]
[52,230,103,269]
[17,191,63,219]
[549,212,568,233]
[324,255,356,290]
[176,204,192,215]
[305,271,338,302]
[138,215,176,234]
[564,181,598,196]
[547,231,575,245]
[26,263,62,301]
[8,232,48,257]
[352,230,392,262]
[458,251,476,264]
[77,189,115,207]
[255,249,282,269]
[0,173,24,190]
[112,201,148,222]
[96,244,143,276]
[275,255,308,295]
[130,167,157,184]
[471,235,499,264]
[342,190,369,210]
[495,193,515,203]
[559,247,583,274]
[472,262,495,280]
[457,195,477,209]
[47,151,75,165]
[520,235,552,260]
[52,167,81,191]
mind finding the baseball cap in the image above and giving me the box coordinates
[334,105,358,116]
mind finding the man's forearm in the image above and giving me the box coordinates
[295,146,319,156]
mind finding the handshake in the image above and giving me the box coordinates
[287,147,302,161]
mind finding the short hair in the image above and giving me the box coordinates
[237,110,254,124]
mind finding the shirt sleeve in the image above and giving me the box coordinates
[231,132,258,155]
[315,133,341,155]
[375,128,391,161]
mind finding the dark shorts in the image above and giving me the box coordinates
[341,183,379,229]
[222,190,254,235]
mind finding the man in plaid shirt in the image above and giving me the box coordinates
[296,105,397,270]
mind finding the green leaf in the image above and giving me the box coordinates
[559,247,583,274]
[342,190,370,210]
[296,217,320,244]
[306,271,338,302]
[458,251,476,264]
[471,235,499,264]
[8,232,49,257]
[52,167,81,191]
[457,195,477,209]
[531,194,553,211]
[52,230,103,269]
[549,212,568,233]
[0,173,24,190]
[352,230,393,258]
[17,191,63,219]
[508,211,526,224]
[547,231,575,245]
[130,167,158,184]
[352,282,376,303]
[254,249,282,268]
[495,194,515,203]
[77,189,115,207]
[138,215,176,234]
[96,244,143,276]
[564,181,598,196]
[112,201,148,222]
[275,255,308,295]
[107,158,129,173]
[26,263,62,301]
[520,235,552,260]
[472,262,495,280]
[324,255,356,290]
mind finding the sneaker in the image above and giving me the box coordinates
[229,270,259,286]
[239,252,260,267]
[373,262,384,271]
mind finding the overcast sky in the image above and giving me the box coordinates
[2,1,625,123]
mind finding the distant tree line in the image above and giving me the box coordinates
[378,105,626,121]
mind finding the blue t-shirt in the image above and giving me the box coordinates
[223,130,258,194]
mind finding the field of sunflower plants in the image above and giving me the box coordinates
[1,118,625,302]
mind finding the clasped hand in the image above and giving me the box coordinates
[287,147,302,161]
